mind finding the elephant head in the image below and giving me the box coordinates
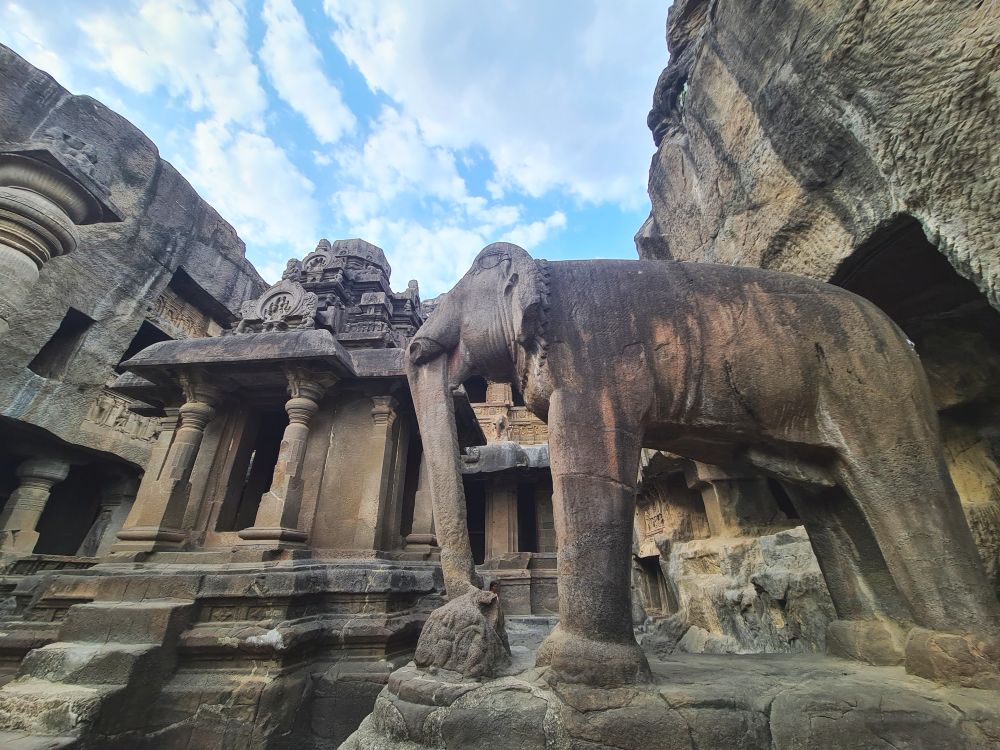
[406,243,546,598]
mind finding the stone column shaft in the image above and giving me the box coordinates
[77,475,139,557]
[351,395,400,550]
[239,369,330,545]
[0,458,71,554]
[115,379,219,551]
[405,452,438,554]
[486,477,519,559]
[687,462,785,537]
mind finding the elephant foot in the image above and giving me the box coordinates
[904,627,1000,689]
[826,618,909,666]
[536,623,651,686]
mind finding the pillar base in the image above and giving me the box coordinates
[237,526,308,545]
[111,526,186,553]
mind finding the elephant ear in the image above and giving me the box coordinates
[473,242,546,348]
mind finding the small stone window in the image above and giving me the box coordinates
[28,307,94,380]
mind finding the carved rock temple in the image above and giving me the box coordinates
[2,0,1000,748]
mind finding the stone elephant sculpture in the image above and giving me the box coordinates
[406,242,1000,687]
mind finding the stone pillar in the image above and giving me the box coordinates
[239,368,330,545]
[0,137,120,333]
[114,376,220,551]
[485,477,519,560]
[379,414,411,551]
[405,452,438,556]
[350,395,402,550]
[76,475,139,557]
[686,462,786,537]
[0,458,71,554]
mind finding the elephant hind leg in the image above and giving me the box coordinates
[834,447,1000,635]
[835,445,1000,685]
[784,482,914,664]
[535,391,651,686]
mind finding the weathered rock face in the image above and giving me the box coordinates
[0,43,264,470]
[641,0,1000,602]
[640,527,837,657]
[642,0,999,298]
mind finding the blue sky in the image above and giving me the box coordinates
[0,0,667,297]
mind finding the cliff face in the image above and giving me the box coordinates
[640,0,1000,303]
[0,44,265,469]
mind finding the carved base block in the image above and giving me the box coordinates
[110,526,186,553]
[905,627,1000,689]
[825,618,908,666]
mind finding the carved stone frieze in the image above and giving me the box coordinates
[150,285,222,339]
[84,387,161,442]
[231,279,318,334]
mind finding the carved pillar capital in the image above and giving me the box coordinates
[370,395,399,428]
[178,400,216,430]
[284,365,334,403]
[177,371,223,407]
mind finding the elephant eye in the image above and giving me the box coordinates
[477,251,509,271]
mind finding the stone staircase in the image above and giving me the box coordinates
[0,599,194,743]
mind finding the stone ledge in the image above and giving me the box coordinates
[343,654,1000,749]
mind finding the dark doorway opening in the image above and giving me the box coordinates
[767,478,800,520]
[463,377,488,403]
[399,434,422,540]
[463,476,486,564]
[516,482,538,553]
[216,410,286,531]
[34,464,104,555]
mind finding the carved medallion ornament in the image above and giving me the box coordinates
[231,279,318,334]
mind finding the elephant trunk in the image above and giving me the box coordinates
[407,351,480,599]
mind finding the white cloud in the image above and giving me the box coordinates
[78,0,267,128]
[506,211,567,249]
[334,106,467,209]
[182,121,320,250]
[261,0,355,144]
[324,0,663,208]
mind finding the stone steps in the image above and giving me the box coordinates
[0,678,112,735]
[0,599,194,741]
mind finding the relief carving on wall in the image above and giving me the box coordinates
[150,285,222,339]
[84,388,160,442]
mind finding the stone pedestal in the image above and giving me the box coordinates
[0,459,71,554]
[114,378,220,552]
[239,368,331,546]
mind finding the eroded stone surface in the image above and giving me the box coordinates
[342,655,1000,750]
[641,527,836,657]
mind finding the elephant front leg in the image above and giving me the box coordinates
[535,391,651,686]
